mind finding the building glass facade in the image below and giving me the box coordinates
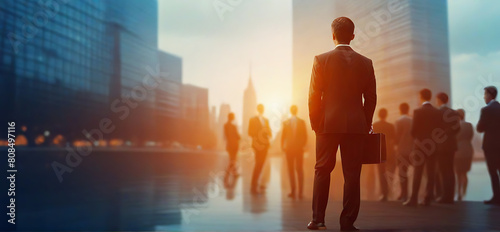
[0,0,112,139]
[0,0,180,143]
[292,0,451,122]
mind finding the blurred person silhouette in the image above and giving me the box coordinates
[307,17,377,231]
[477,86,500,205]
[224,112,240,176]
[435,92,460,204]
[403,88,441,207]
[373,108,396,202]
[281,105,308,199]
[454,109,474,201]
[395,103,413,201]
[248,104,272,195]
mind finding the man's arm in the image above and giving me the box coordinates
[411,110,419,139]
[308,56,323,132]
[363,60,377,130]
[477,108,486,133]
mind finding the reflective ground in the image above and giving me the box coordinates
[4,148,500,231]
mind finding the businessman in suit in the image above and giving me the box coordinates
[477,86,500,205]
[403,89,442,207]
[307,17,377,231]
[281,105,308,199]
[435,92,461,204]
[373,108,396,202]
[395,103,413,201]
[248,104,272,195]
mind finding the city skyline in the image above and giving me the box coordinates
[158,0,500,128]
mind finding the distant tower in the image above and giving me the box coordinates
[242,65,257,139]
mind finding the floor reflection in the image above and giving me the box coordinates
[9,148,498,231]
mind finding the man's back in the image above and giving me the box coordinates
[477,101,500,150]
[373,120,396,149]
[438,106,460,151]
[395,115,413,155]
[282,117,307,151]
[309,46,376,134]
[411,104,442,141]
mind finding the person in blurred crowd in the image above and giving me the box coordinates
[395,103,413,201]
[404,88,441,207]
[373,108,396,202]
[248,104,272,195]
[307,17,377,231]
[454,109,474,201]
[224,112,240,176]
[477,86,500,205]
[281,105,308,199]
[435,92,461,204]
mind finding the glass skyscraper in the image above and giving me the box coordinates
[0,0,172,143]
[0,0,112,140]
[292,0,451,122]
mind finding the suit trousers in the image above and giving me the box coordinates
[286,150,304,196]
[312,133,363,227]
[437,148,456,201]
[409,152,437,202]
[251,148,268,191]
[485,150,500,199]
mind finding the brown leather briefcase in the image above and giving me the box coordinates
[361,133,387,164]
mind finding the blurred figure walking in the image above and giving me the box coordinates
[454,109,474,201]
[281,105,308,199]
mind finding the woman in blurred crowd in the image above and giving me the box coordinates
[454,109,474,201]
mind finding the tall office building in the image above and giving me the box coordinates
[157,51,183,141]
[181,84,212,147]
[0,0,180,143]
[242,76,257,139]
[292,0,450,122]
[0,0,112,140]
[105,0,159,141]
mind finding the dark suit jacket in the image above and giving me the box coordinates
[411,103,442,153]
[224,122,240,152]
[308,46,377,134]
[373,120,396,155]
[281,116,307,152]
[477,101,500,151]
[437,106,461,152]
[248,116,272,149]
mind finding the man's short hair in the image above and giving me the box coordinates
[399,103,409,114]
[378,108,388,119]
[437,92,449,104]
[419,88,432,101]
[331,17,355,43]
[485,86,498,99]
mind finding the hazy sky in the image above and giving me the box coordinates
[158,0,500,126]
[158,0,292,127]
